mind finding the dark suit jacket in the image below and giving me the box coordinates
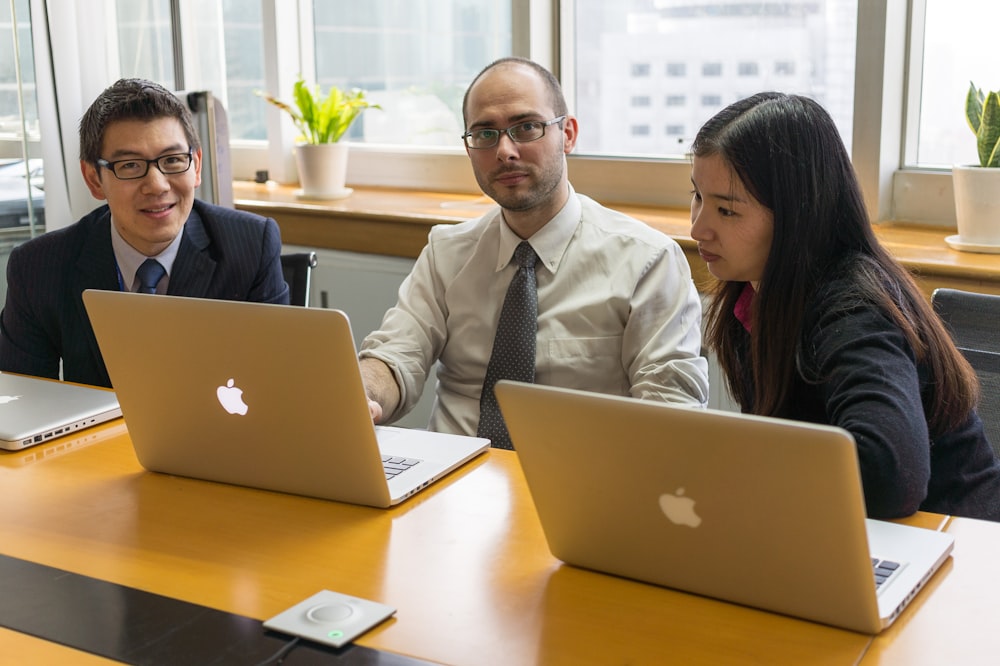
[0,199,289,388]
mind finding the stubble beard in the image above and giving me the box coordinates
[479,162,564,213]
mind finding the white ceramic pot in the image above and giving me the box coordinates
[294,142,352,200]
[952,165,1000,247]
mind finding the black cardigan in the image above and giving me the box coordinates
[743,275,1000,521]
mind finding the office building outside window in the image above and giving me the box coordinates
[666,62,686,77]
[702,62,723,77]
[774,61,796,76]
[573,0,858,157]
[632,63,652,77]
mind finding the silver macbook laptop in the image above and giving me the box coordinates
[0,372,122,451]
[81,290,488,507]
[494,380,954,634]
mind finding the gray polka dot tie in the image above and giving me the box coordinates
[136,258,166,294]
[477,241,538,450]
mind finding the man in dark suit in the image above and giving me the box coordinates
[0,78,289,388]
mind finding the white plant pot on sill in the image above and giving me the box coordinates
[295,142,353,200]
[947,165,1000,253]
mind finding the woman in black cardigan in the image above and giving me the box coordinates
[688,92,1000,521]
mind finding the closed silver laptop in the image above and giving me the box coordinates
[82,290,488,507]
[495,380,954,634]
[0,372,121,451]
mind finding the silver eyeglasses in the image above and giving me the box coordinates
[96,149,194,180]
[462,116,566,149]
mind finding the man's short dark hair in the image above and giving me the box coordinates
[79,78,201,165]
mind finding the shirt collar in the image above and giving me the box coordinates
[110,220,183,291]
[494,183,581,274]
[734,282,755,332]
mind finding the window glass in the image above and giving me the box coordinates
[115,0,174,83]
[220,0,265,140]
[0,0,42,306]
[312,0,512,146]
[911,1,1000,168]
[0,0,37,141]
[572,0,858,158]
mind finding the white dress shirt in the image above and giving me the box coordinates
[110,220,182,293]
[360,187,709,435]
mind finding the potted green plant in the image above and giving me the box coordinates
[258,77,380,199]
[949,82,1000,252]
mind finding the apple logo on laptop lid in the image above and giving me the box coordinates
[659,487,702,528]
[216,378,249,415]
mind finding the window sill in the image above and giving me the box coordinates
[234,181,1000,297]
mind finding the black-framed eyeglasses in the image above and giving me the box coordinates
[462,116,566,149]
[96,149,194,180]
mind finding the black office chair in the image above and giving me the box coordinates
[280,252,318,307]
[931,288,1000,456]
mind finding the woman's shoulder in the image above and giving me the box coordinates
[809,258,865,310]
[811,253,897,308]
[802,255,901,341]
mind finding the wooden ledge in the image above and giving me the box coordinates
[234,181,1000,297]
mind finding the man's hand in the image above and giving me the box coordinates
[368,398,383,423]
[360,357,400,424]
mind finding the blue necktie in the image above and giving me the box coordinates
[477,241,538,450]
[136,258,166,294]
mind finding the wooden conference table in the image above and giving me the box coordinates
[1,419,999,665]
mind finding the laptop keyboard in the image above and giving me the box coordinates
[872,557,901,589]
[382,455,421,480]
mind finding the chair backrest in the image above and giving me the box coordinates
[931,288,1000,456]
[280,252,318,307]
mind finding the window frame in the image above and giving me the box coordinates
[22,0,961,227]
[271,0,702,209]
[892,0,958,226]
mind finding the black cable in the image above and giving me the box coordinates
[254,635,302,665]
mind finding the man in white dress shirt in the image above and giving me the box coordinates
[359,57,708,442]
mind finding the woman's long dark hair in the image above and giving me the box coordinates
[693,92,978,435]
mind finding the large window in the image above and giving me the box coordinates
[0,0,37,145]
[571,0,858,158]
[0,0,41,311]
[220,0,266,141]
[908,1,1000,169]
[313,1,511,146]
[177,1,511,151]
[0,0,42,231]
[13,1,1000,229]
[115,0,174,83]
